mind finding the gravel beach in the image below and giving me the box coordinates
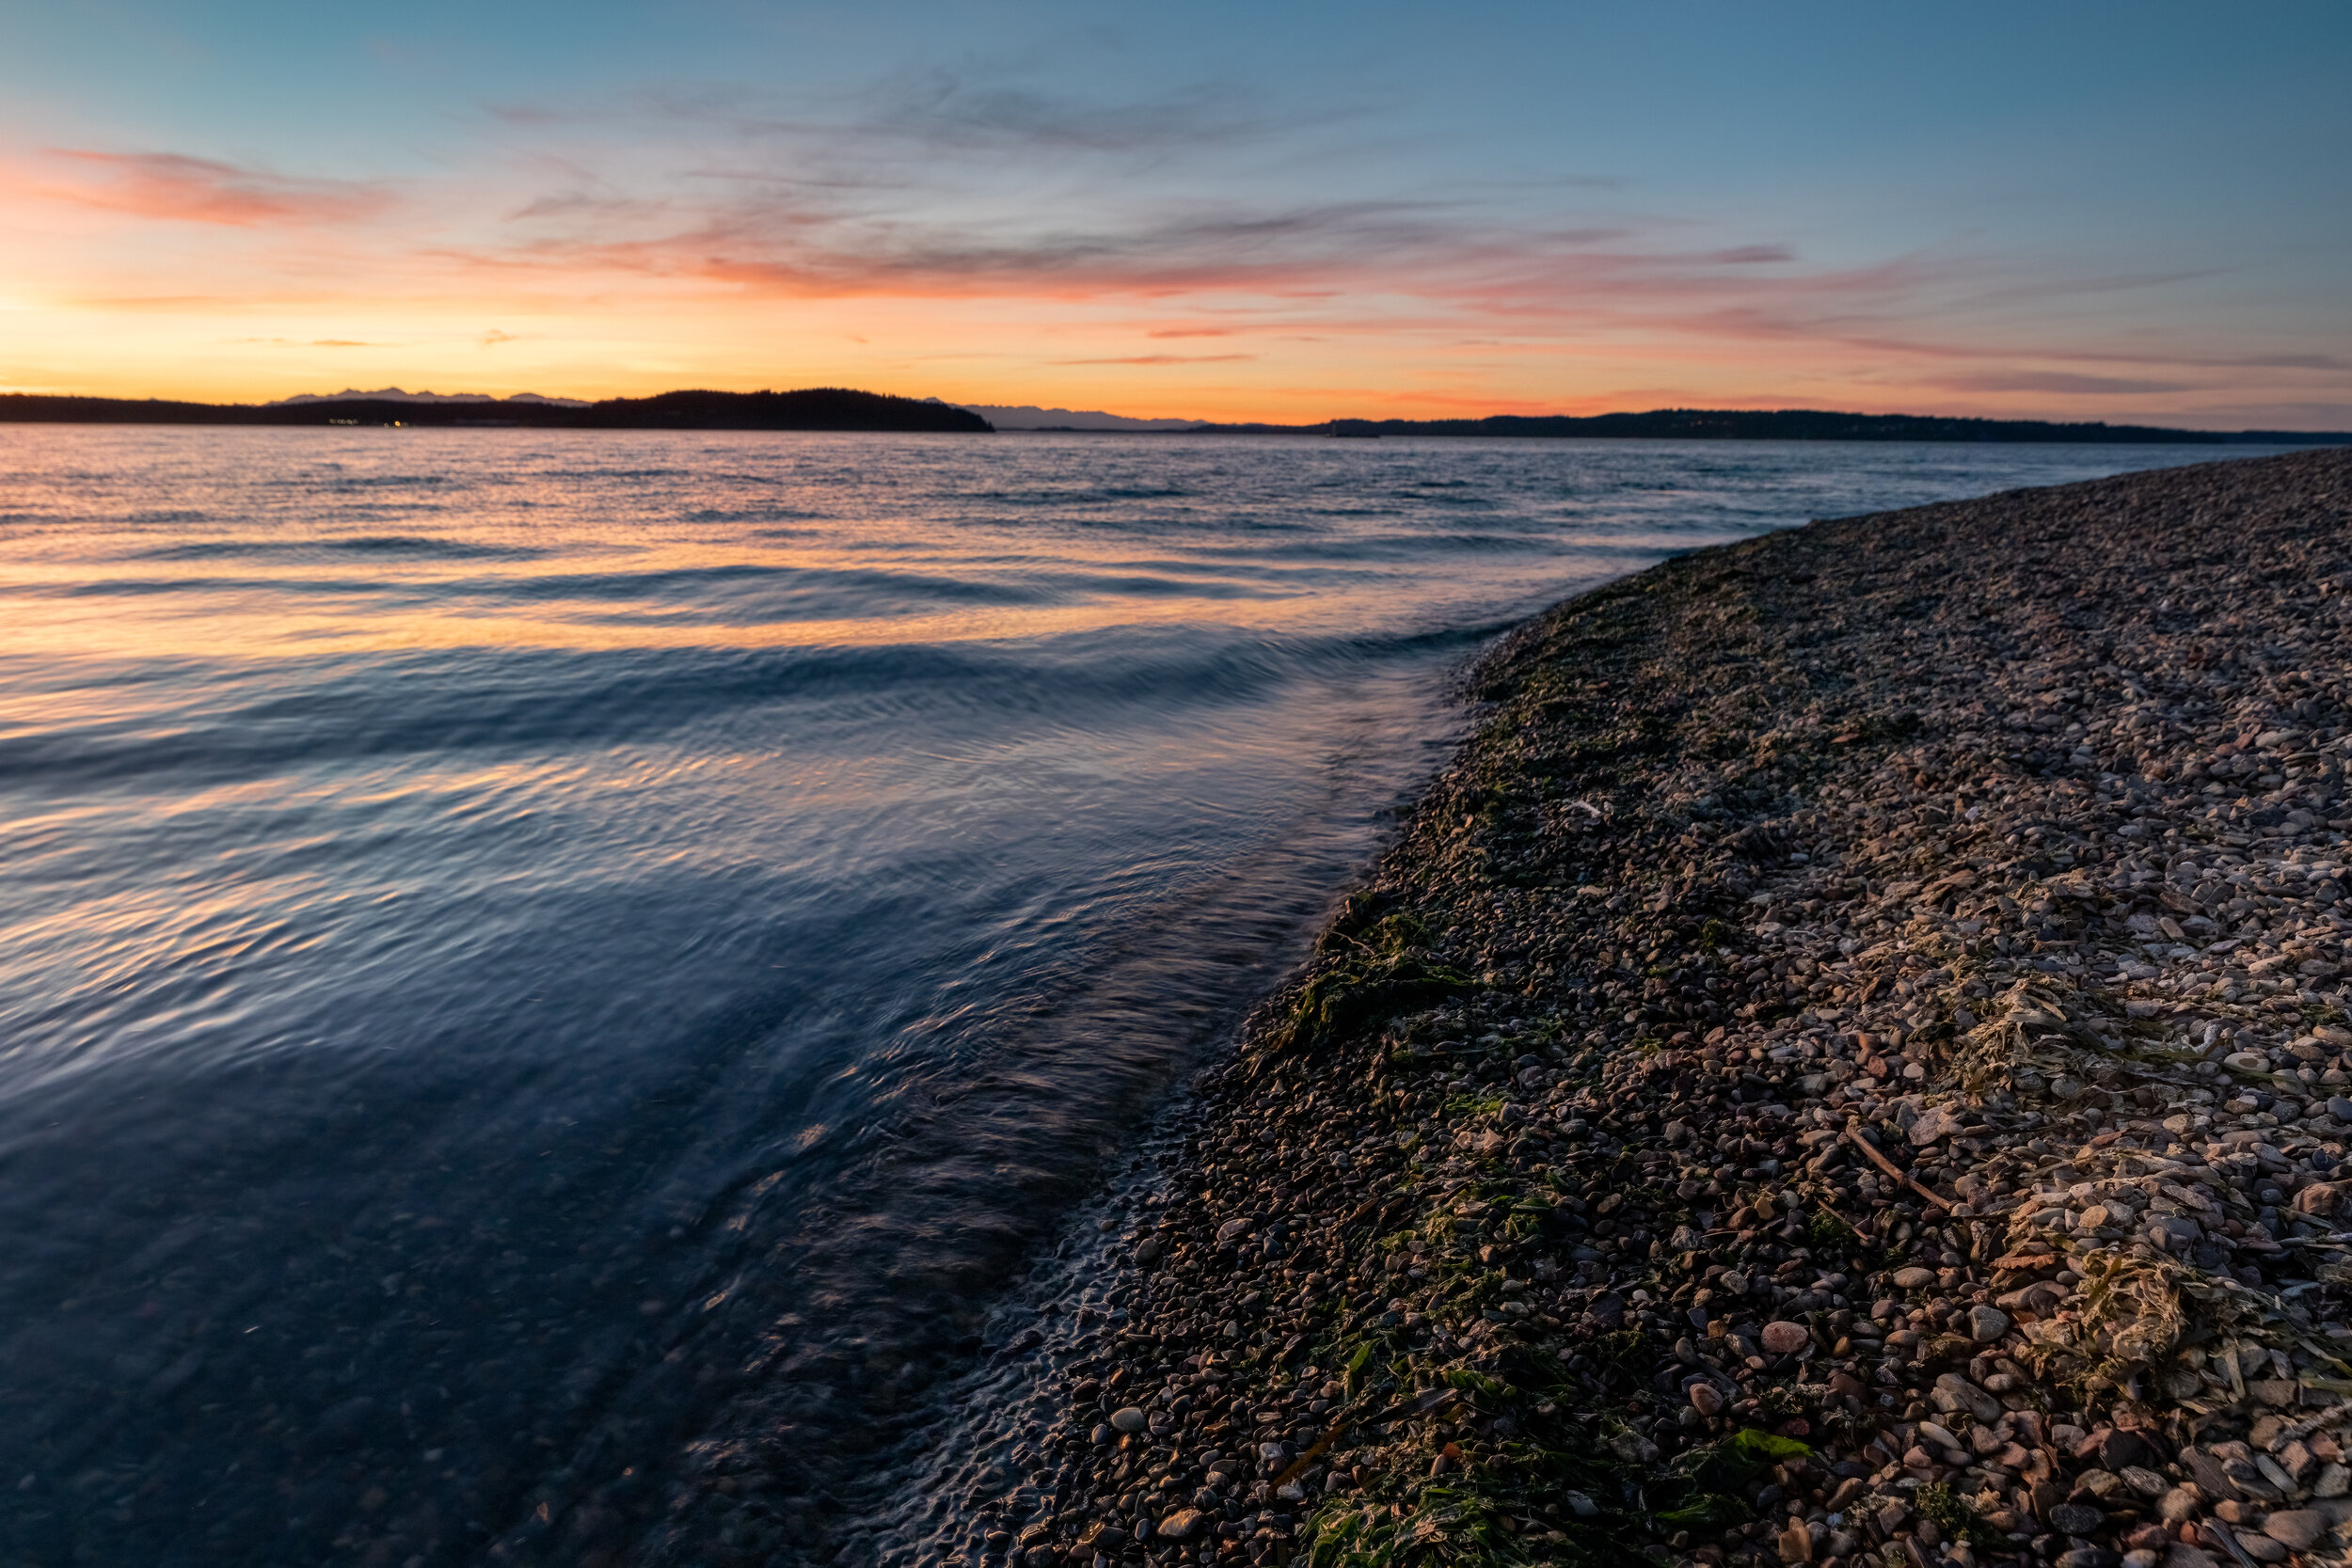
[953,449,2352,1568]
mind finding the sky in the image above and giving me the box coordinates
[1,1,2347,426]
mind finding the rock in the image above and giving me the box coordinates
[2100,1428,2164,1473]
[1893,1265,1937,1290]
[2121,1465,2170,1497]
[1109,1406,1148,1433]
[2261,1511,2328,1551]
[1760,1321,1810,1354]
[2233,1528,2289,1563]
[1565,1491,1598,1518]
[1158,1509,1205,1541]
[2058,1549,2120,1568]
[2162,1547,2220,1568]
[1910,1105,1963,1146]
[2050,1501,2106,1535]
[1932,1372,2003,1422]
[2315,1463,2351,1498]
[1216,1217,1254,1243]
[1968,1305,2012,1343]
[2158,1485,2202,1523]
[1690,1382,1724,1416]
[1777,1518,1814,1561]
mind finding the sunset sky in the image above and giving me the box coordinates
[2,1,2347,426]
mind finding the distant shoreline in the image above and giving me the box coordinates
[0,387,992,435]
[3,388,2347,445]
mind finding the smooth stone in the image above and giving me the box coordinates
[1690,1382,1724,1416]
[2233,1530,2289,1564]
[1760,1321,1810,1354]
[1157,1509,1205,1541]
[1109,1406,1148,1433]
[2051,1501,2106,1535]
[2261,1511,2327,1551]
[1893,1265,1937,1290]
[1969,1305,2011,1342]
[1931,1372,2003,1422]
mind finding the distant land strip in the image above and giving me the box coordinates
[3,390,2348,444]
[0,388,993,434]
[1226,409,2352,444]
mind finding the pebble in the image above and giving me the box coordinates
[1965,1303,2010,1341]
[1155,1509,1205,1541]
[2051,1501,2107,1534]
[969,452,2352,1568]
[2260,1509,2327,1550]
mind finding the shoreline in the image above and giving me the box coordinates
[941,448,2352,1568]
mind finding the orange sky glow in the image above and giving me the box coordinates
[2,4,2346,428]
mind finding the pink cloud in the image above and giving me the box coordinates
[1047,353,1258,365]
[39,150,392,227]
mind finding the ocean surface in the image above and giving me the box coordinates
[0,429,2306,1564]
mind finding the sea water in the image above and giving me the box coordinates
[0,429,2299,1562]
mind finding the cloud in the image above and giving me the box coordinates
[311,339,375,347]
[480,329,516,345]
[1919,370,2201,395]
[644,66,1352,161]
[1047,353,1258,365]
[38,150,392,227]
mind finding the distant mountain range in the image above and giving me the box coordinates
[269,388,590,408]
[951,403,1201,432]
[1,390,2344,445]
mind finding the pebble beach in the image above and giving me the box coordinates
[946,447,2352,1568]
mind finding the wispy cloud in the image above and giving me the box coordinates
[1919,370,2200,395]
[1048,353,1257,365]
[36,150,393,226]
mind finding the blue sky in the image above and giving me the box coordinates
[2,0,2346,424]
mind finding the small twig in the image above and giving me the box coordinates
[1843,1120,1955,1213]
[1271,1386,1461,1491]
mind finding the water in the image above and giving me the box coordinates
[0,429,2303,1563]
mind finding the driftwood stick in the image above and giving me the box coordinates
[1844,1120,1956,1213]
